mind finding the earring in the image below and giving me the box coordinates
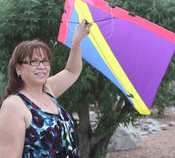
[17,71,21,77]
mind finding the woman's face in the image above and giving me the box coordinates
[18,48,51,88]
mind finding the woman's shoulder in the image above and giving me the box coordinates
[3,94,22,104]
[1,94,26,113]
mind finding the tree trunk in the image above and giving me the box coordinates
[75,104,114,158]
[90,135,112,158]
[77,104,92,158]
[75,102,118,158]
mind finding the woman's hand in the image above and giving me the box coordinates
[71,19,92,44]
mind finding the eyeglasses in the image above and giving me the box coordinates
[19,59,50,66]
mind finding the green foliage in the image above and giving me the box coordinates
[0,74,6,99]
[0,0,65,82]
[58,60,97,112]
[95,156,105,158]
[169,81,175,97]
[107,0,175,33]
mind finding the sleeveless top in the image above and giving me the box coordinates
[14,91,79,158]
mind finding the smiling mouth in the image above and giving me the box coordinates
[35,73,46,77]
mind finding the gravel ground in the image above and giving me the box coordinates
[106,109,175,158]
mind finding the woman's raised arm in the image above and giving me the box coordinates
[46,19,92,98]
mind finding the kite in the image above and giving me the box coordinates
[58,0,175,115]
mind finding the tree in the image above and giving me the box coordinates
[0,0,65,79]
[0,73,5,98]
[0,0,175,157]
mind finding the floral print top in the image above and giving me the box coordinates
[14,91,79,158]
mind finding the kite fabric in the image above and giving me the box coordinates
[58,0,175,115]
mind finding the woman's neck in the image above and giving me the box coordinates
[20,85,44,97]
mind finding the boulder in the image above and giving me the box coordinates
[108,123,141,151]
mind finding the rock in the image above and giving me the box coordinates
[134,126,141,130]
[145,118,154,124]
[148,125,161,134]
[133,118,163,135]
[145,118,160,126]
[160,124,168,130]
[140,131,149,137]
[142,124,149,131]
[108,123,141,151]
[168,121,175,126]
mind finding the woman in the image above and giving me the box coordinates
[0,19,92,158]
